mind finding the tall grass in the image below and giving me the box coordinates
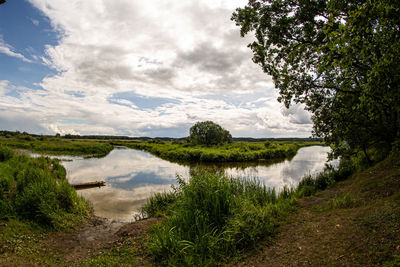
[296,159,355,197]
[143,170,296,266]
[0,145,90,229]
[142,156,356,265]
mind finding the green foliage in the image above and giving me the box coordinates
[146,170,296,265]
[189,121,232,146]
[0,135,113,156]
[232,0,400,159]
[141,189,180,218]
[328,193,360,209]
[121,140,314,163]
[0,145,13,161]
[297,160,355,197]
[0,149,90,228]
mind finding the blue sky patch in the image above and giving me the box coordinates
[0,0,59,87]
[109,91,181,110]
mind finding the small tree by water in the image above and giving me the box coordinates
[189,121,232,146]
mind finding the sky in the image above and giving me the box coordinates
[0,0,313,138]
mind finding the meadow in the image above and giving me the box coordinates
[0,132,113,157]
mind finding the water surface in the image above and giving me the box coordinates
[61,146,336,222]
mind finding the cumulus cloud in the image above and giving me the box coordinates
[0,0,314,137]
[281,104,313,125]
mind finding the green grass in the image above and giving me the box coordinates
[140,156,359,265]
[78,246,138,267]
[117,140,321,163]
[143,170,297,266]
[296,160,355,197]
[0,135,113,157]
[327,193,361,209]
[0,145,91,229]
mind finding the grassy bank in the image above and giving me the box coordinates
[0,145,91,228]
[141,170,296,266]
[236,153,400,266]
[117,140,321,163]
[140,156,354,266]
[0,135,113,157]
[0,149,398,265]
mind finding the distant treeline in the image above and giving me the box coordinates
[0,131,322,142]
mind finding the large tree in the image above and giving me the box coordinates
[232,0,400,160]
[189,121,232,146]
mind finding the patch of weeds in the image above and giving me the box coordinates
[78,239,142,267]
[328,193,362,209]
[358,203,400,231]
[0,220,64,265]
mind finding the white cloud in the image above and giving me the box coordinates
[0,0,314,137]
[0,36,32,63]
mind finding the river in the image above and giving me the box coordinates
[58,145,337,222]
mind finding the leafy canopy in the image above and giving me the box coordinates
[232,0,400,159]
[189,121,232,146]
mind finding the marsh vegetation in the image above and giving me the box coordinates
[118,140,321,163]
[0,146,90,229]
[0,131,113,157]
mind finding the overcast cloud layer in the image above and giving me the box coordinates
[0,0,313,137]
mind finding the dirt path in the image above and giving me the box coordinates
[41,217,125,263]
[40,216,160,266]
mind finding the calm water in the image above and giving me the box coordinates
[57,146,336,222]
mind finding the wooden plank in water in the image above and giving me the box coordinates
[71,181,105,189]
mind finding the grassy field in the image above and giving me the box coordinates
[115,140,322,163]
[0,135,113,157]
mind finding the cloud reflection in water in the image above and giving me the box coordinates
[62,146,335,222]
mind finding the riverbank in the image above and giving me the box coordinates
[230,153,400,266]
[1,153,398,265]
[115,140,322,163]
[0,135,113,157]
